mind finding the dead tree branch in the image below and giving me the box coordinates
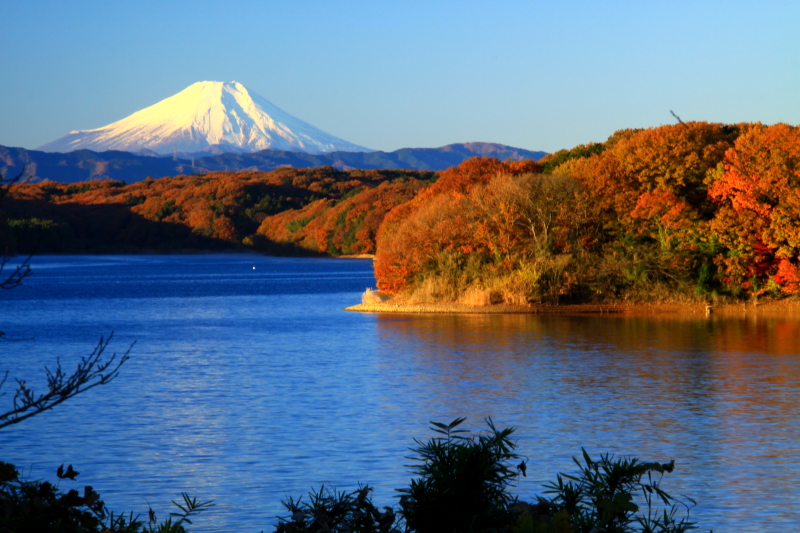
[0,334,134,429]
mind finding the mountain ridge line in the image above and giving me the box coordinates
[0,142,548,184]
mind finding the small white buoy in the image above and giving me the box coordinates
[253,266,256,270]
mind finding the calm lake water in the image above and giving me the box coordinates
[1,254,799,532]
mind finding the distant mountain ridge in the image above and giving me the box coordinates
[38,81,370,155]
[0,143,547,184]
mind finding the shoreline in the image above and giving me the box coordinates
[345,300,800,318]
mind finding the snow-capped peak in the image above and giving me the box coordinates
[39,81,371,155]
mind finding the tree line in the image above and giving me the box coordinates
[4,121,800,304]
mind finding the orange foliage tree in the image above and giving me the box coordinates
[374,157,544,294]
[548,122,743,294]
[554,122,738,235]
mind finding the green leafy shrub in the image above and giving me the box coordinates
[399,417,520,533]
[513,450,696,533]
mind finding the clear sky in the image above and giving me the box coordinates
[1,0,798,153]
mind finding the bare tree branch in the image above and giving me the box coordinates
[0,166,35,290]
[0,165,26,203]
[0,253,33,291]
[0,166,134,430]
[670,110,687,128]
[0,334,134,429]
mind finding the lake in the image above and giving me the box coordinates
[1,254,799,532]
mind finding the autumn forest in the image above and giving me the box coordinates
[4,121,800,305]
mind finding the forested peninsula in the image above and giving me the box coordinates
[4,121,800,306]
[371,121,800,306]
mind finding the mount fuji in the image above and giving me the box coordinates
[38,81,371,155]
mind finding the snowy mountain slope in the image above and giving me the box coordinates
[38,81,371,155]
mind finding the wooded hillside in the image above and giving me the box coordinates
[0,166,434,255]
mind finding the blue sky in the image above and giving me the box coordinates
[1,0,798,153]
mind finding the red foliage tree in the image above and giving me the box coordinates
[708,123,800,293]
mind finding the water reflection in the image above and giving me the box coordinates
[373,313,800,530]
[3,254,800,532]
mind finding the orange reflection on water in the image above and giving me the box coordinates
[371,312,800,528]
[371,312,800,445]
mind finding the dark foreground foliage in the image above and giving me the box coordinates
[276,418,697,533]
[275,484,397,533]
[399,417,518,533]
[0,461,213,533]
[0,418,696,533]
